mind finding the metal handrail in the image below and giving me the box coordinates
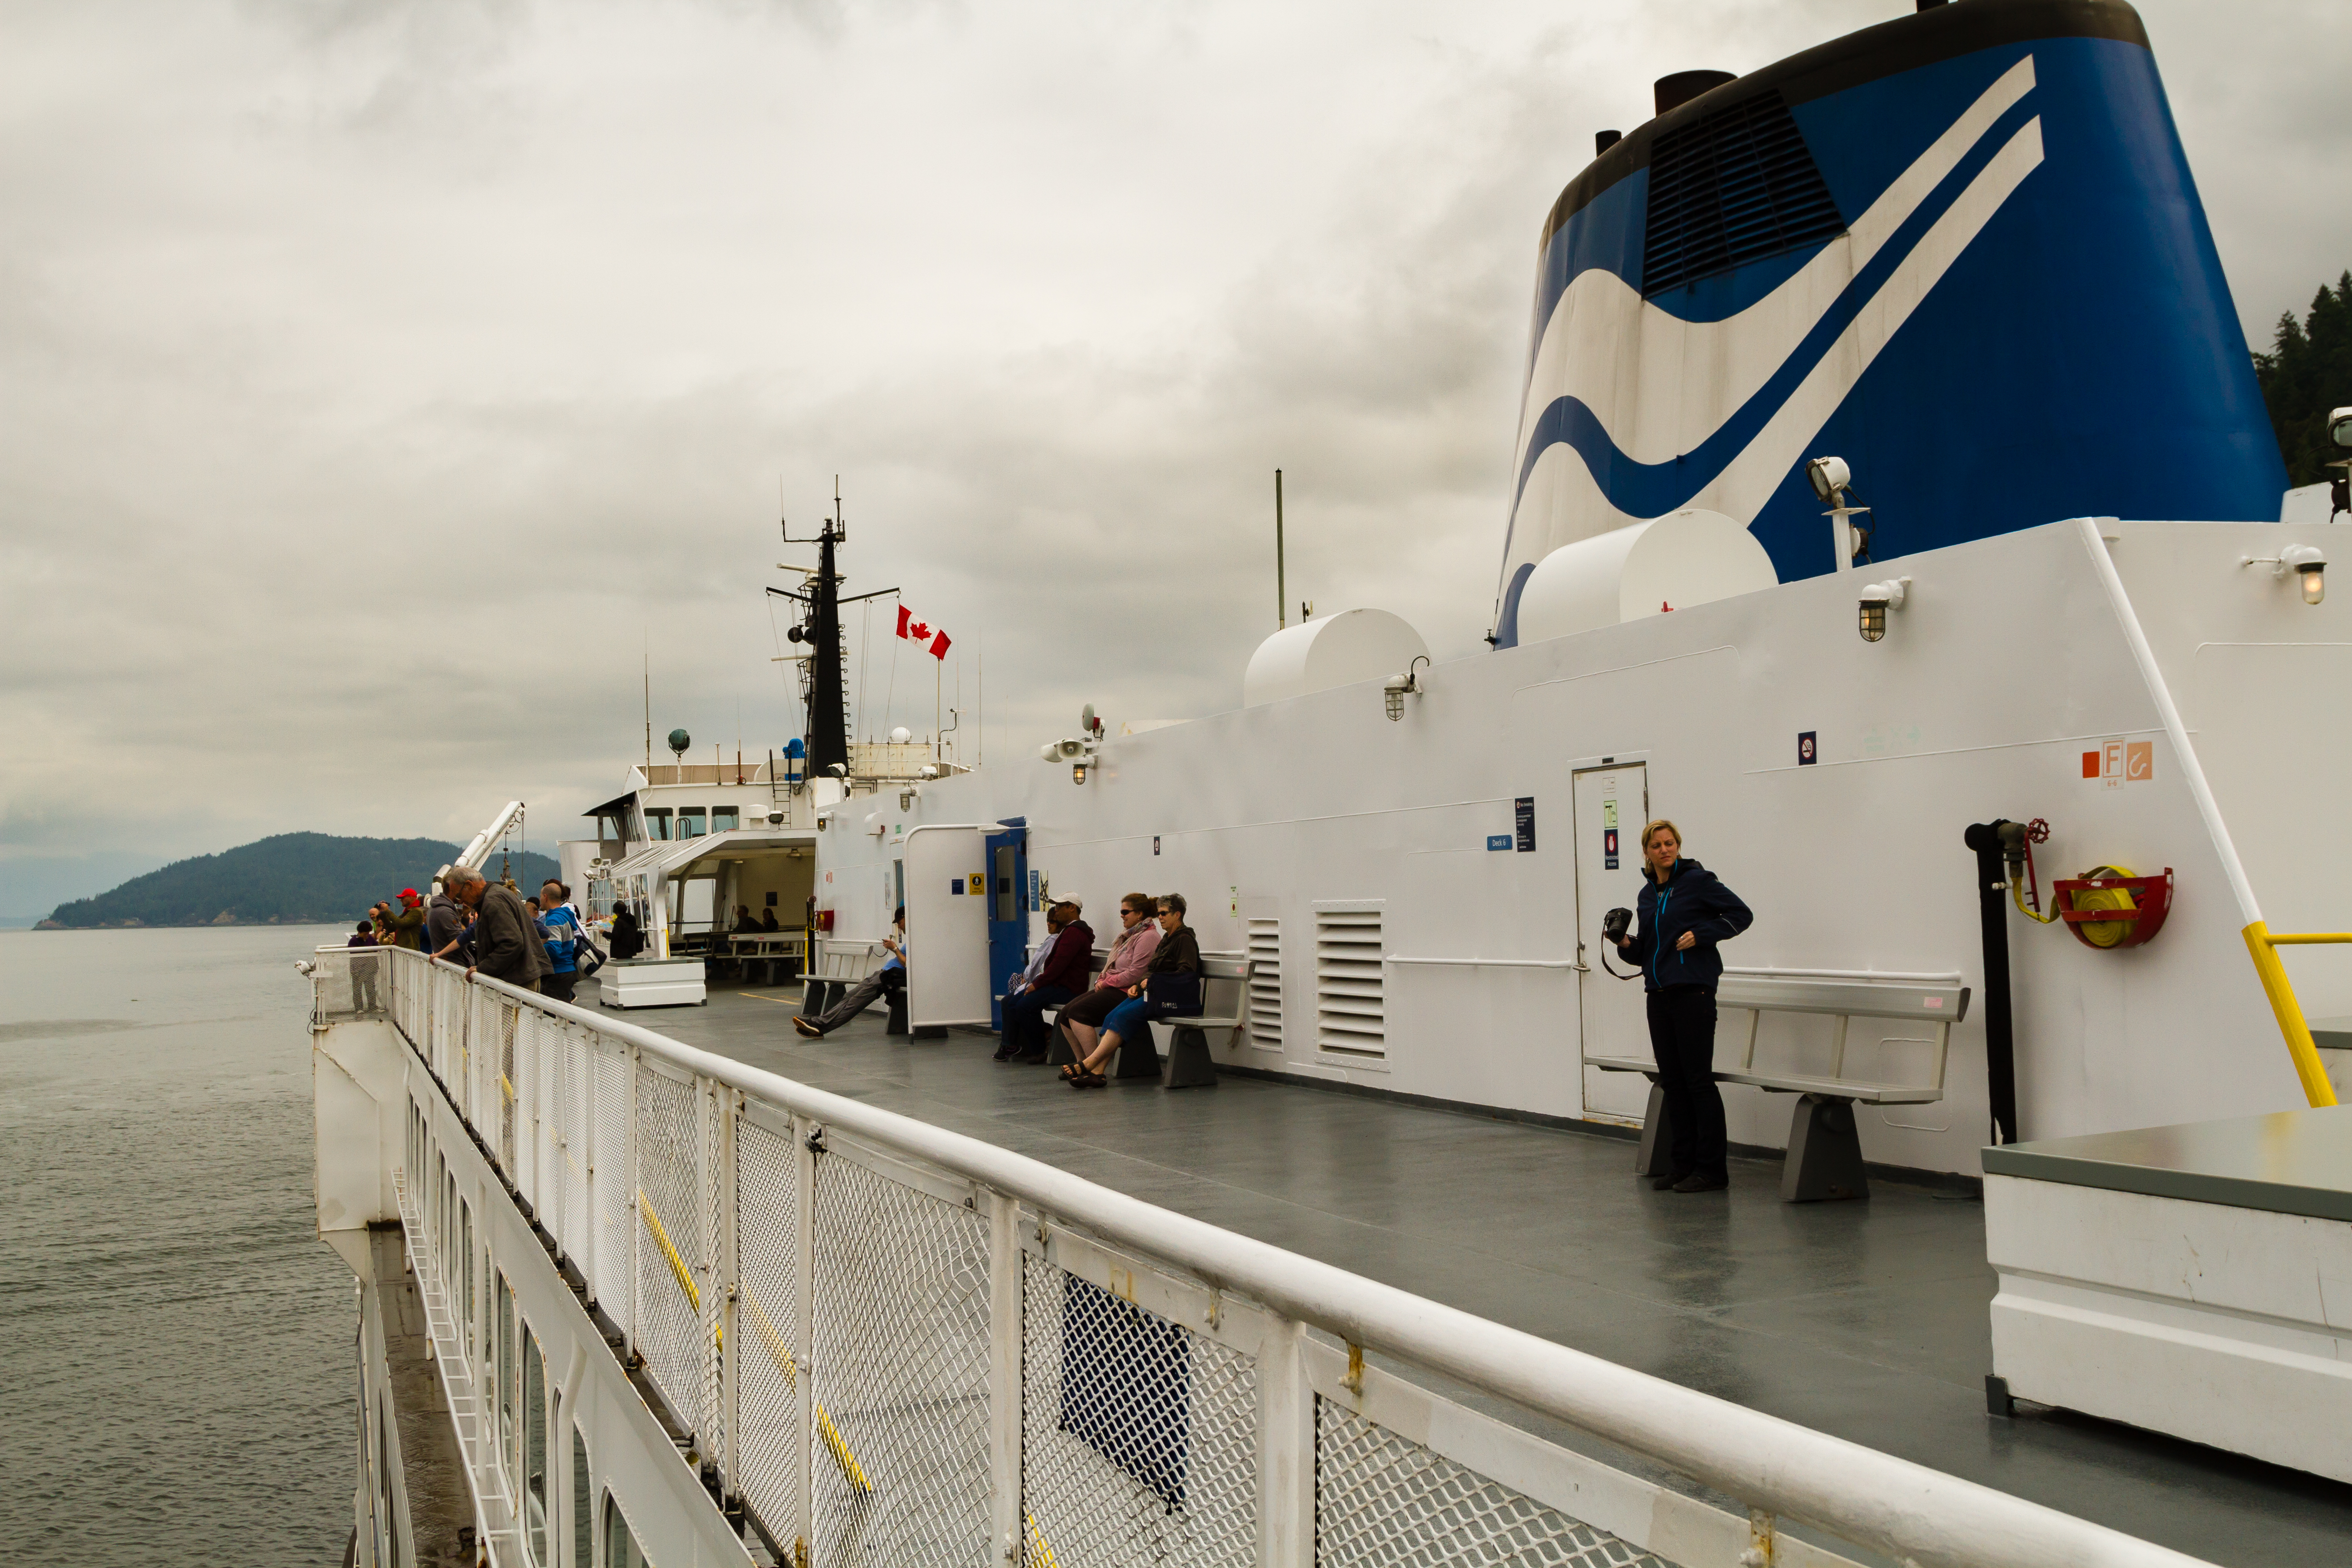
[2243,925,2347,1108]
[374,947,2213,1568]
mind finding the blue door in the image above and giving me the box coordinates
[983,827,1029,1030]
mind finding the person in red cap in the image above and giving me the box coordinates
[377,888,427,951]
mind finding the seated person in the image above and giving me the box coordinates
[760,906,780,932]
[1051,893,1161,1062]
[996,898,1094,1062]
[794,907,906,1038]
[733,904,758,932]
[1067,894,1200,1086]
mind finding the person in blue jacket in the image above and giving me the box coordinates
[1614,818,1753,1193]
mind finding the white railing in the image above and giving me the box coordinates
[322,945,2216,1568]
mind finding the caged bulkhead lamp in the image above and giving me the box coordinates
[1382,656,1431,720]
[2241,543,2327,604]
[1857,577,1909,642]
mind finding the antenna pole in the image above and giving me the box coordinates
[1275,469,1286,629]
[643,637,652,771]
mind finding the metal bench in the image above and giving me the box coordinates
[799,939,887,1018]
[1588,970,1969,1201]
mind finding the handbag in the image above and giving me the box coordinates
[1145,970,1203,1018]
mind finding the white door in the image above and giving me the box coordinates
[1572,764,1651,1120]
[904,825,992,1026]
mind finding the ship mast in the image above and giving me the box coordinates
[770,478,893,785]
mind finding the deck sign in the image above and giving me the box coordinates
[1605,828,1620,869]
[1487,834,1512,852]
[1514,797,1537,853]
[1798,731,1818,766]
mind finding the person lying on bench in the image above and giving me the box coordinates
[1054,892,1160,1062]
[1614,821,1752,1193]
[997,897,1093,1062]
[1066,894,1201,1087]
[793,907,906,1038]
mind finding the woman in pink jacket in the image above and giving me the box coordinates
[1052,892,1161,1063]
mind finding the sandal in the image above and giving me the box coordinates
[1060,1063,1091,1081]
[1066,1069,1106,1088]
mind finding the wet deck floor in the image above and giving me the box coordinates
[593,975,2352,1568]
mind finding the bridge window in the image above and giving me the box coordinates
[604,1493,653,1568]
[570,1428,592,1568]
[677,808,706,838]
[523,1327,549,1566]
[645,809,672,841]
[711,806,739,833]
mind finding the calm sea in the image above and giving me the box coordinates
[0,925,354,1565]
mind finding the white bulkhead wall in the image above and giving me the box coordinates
[815,519,2330,1176]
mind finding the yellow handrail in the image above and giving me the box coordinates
[2241,921,2343,1109]
[640,1192,872,1494]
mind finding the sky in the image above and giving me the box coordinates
[2,0,2347,917]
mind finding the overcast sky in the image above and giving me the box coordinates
[2,0,2346,915]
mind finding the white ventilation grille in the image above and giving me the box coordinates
[1314,906,1385,1058]
[1246,919,1283,1049]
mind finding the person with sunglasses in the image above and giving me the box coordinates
[1066,894,1200,1087]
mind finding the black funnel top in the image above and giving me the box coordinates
[1654,69,1735,116]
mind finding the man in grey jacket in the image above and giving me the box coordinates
[450,867,550,992]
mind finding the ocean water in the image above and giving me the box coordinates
[0,926,354,1565]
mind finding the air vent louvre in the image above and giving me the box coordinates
[1314,908,1385,1058]
[1247,918,1284,1049]
[1642,90,1842,297]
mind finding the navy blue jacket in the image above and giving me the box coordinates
[1617,857,1752,992]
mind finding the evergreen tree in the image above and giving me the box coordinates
[2253,271,2352,487]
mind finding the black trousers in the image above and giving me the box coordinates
[1000,984,1076,1056]
[542,971,578,1004]
[1647,986,1726,1181]
[812,965,904,1033]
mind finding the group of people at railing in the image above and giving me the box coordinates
[343,872,610,1007]
[996,891,1200,1086]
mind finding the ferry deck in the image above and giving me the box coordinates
[626,973,2352,1568]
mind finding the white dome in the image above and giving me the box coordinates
[887,726,913,745]
[1513,509,1777,646]
[1243,609,1430,707]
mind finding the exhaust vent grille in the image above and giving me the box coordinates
[1247,919,1284,1049]
[1642,90,1842,297]
[1314,907,1386,1058]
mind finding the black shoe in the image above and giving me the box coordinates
[1671,1172,1729,1193]
[1650,1173,1689,1191]
[992,1046,1017,1061]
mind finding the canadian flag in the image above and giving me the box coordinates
[895,603,952,660]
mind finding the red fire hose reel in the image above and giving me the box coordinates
[2052,867,2174,950]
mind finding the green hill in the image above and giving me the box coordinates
[43,833,562,929]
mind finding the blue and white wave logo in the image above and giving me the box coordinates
[1495,57,2043,642]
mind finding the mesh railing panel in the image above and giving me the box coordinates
[734,1114,804,1544]
[591,1043,633,1336]
[809,1150,991,1567]
[636,1063,709,1446]
[699,1082,727,1472]
[311,947,387,1020]
[1019,1254,1258,1568]
[560,1024,592,1271]
[497,1000,520,1175]
[1314,1397,1673,1568]
[514,1007,545,1215]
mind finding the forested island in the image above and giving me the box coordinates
[39,833,561,929]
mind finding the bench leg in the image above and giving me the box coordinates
[1112,1022,1162,1081]
[1634,1076,1675,1177]
[1161,1025,1218,1089]
[885,988,909,1036]
[1782,1093,1869,1202]
[1044,1020,1077,1067]
[799,979,834,1019]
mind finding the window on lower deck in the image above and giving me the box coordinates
[523,1326,549,1566]
[571,1427,591,1568]
[604,1493,653,1568]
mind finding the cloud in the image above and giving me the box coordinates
[0,0,2344,911]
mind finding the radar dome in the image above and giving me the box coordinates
[667,728,691,756]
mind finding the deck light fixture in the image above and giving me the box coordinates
[2242,544,2327,605]
[1382,656,1431,720]
[1072,760,1088,785]
[1858,577,1909,642]
[1808,456,1871,571]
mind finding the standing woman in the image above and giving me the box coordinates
[1613,819,1752,1193]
